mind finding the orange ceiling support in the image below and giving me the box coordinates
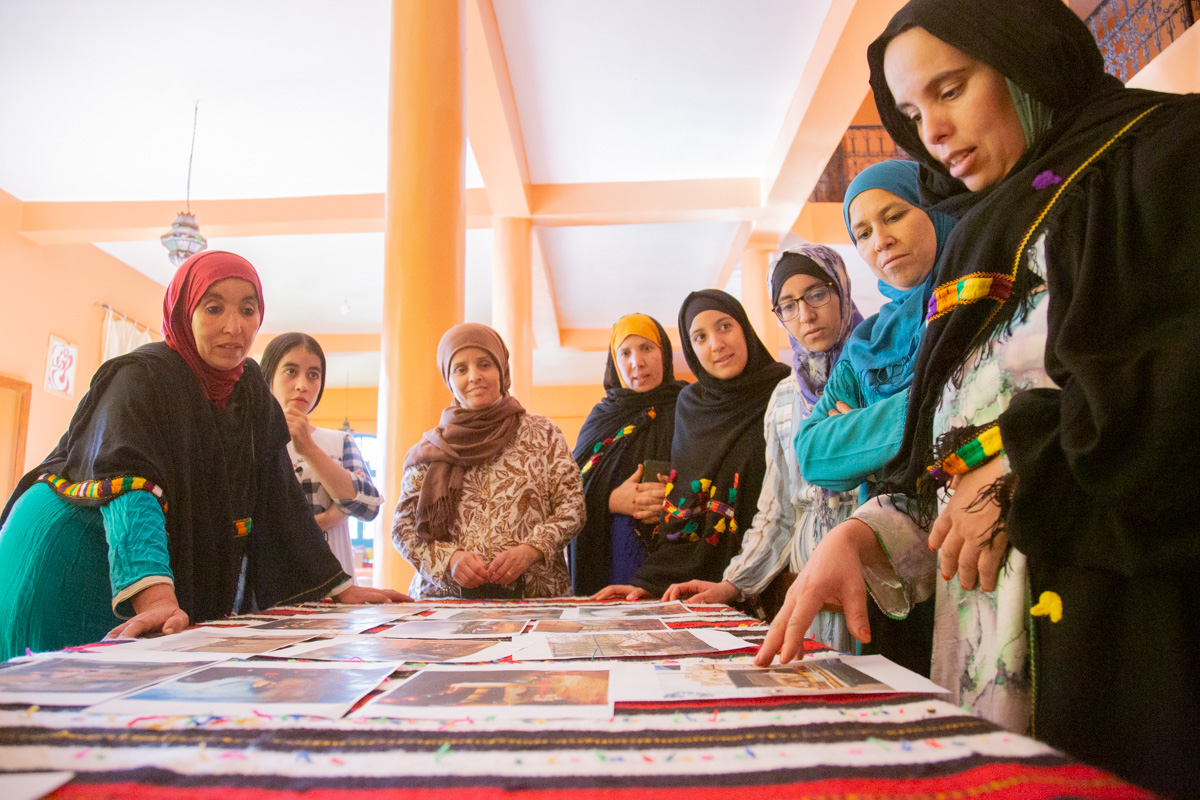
[758,0,906,237]
[17,190,494,245]
[530,178,762,227]
[712,221,754,291]
[465,0,531,217]
[377,0,465,592]
[529,228,561,349]
[792,202,849,245]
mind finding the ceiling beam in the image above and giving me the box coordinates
[756,0,906,237]
[465,0,531,217]
[529,227,561,349]
[530,178,762,227]
[17,176,768,246]
[712,221,753,291]
[17,191,494,245]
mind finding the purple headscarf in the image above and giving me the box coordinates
[767,243,863,406]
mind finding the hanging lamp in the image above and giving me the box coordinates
[161,102,208,266]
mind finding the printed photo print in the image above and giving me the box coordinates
[375,668,610,709]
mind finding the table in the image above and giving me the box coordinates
[0,599,1152,799]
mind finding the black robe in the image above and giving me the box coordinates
[868,2,1200,794]
[1,343,348,625]
[631,291,789,597]
[570,319,685,596]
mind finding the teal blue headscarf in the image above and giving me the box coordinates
[839,161,956,396]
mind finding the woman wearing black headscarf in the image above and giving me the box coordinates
[596,290,789,600]
[0,252,405,661]
[758,1,1200,794]
[570,314,685,596]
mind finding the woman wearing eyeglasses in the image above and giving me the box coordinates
[662,244,863,648]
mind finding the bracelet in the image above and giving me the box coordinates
[927,422,1003,484]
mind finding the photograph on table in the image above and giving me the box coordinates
[530,618,669,634]
[71,627,319,661]
[87,660,399,719]
[424,607,569,621]
[262,635,518,663]
[0,658,215,705]
[378,619,530,639]
[653,655,946,700]
[352,663,638,720]
[570,601,694,619]
[245,617,384,633]
[511,627,748,660]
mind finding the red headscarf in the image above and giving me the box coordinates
[161,250,265,408]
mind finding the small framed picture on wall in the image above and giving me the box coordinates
[45,334,79,399]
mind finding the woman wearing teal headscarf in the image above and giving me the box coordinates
[796,160,954,495]
[792,160,954,674]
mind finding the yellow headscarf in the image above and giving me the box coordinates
[608,314,664,389]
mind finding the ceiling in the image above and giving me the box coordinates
[1,0,900,386]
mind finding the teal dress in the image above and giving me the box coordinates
[0,343,350,662]
[0,485,169,659]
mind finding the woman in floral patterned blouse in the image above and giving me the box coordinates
[391,323,584,599]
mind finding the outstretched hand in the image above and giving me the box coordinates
[754,519,879,666]
[662,579,738,604]
[106,583,189,640]
[591,584,651,601]
[334,585,413,604]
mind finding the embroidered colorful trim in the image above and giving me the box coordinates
[234,518,252,538]
[927,273,1014,322]
[927,423,1003,484]
[578,409,656,478]
[661,472,739,545]
[39,473,167,513]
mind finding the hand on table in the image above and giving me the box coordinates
[333,585,413,604]
[106,583,188,639]
[488,544,540,586]
[662,579,738,604]
[754,518,880,666]
[591,584,651,601]
[450,550,490,589]
[928,458,1007,592]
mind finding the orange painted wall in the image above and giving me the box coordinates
[0,189,166,474]
[309,387,380,436]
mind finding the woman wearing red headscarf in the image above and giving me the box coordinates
[0,251,404,660]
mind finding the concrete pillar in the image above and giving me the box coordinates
[375,0,465,591]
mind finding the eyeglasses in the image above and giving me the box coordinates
[773,284,834,322]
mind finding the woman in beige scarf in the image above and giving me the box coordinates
[391,323,585,598]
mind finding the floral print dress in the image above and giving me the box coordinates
[857,232,1057,734]
[392,414,585,599]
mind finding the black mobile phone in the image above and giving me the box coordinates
[642,459,670,482]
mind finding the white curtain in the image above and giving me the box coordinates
[101,307,155,363]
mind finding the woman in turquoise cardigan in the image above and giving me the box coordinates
[792,160,954,674]
[795,160,954,497]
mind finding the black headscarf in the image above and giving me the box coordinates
[570,315,686,595]
[870,0,1198,535]
[630,290,790,596]
[1,343,348,623]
